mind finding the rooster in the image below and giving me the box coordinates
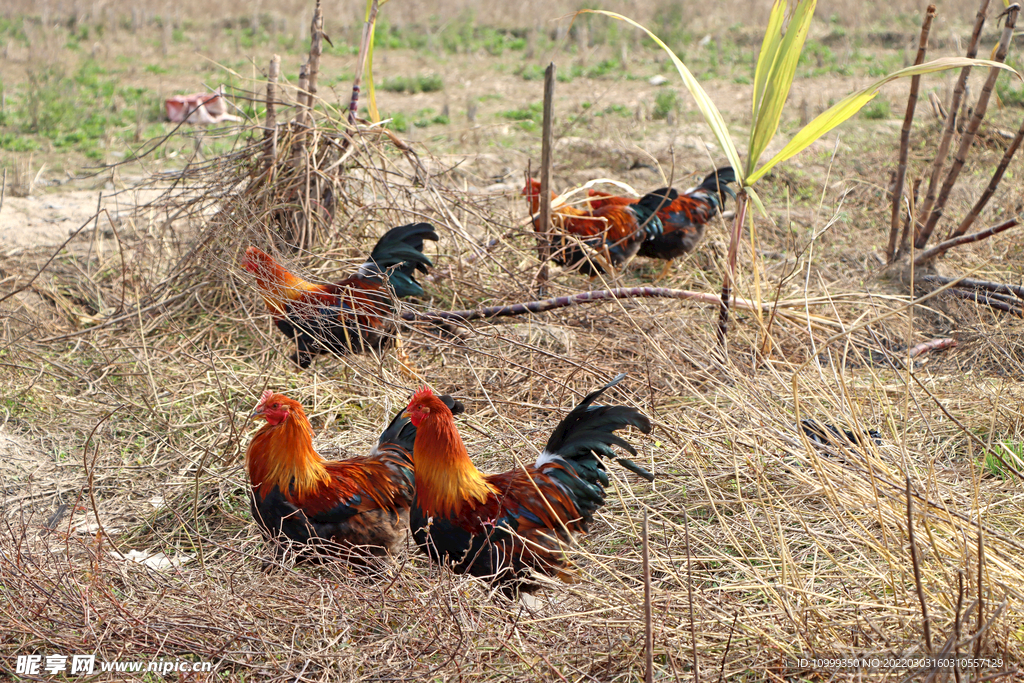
[522,179,666,276]
[242,223,438,368]
[585,189,638,211]
[246,389,462,564]
[405,375,653,594]
[637,167,736,279]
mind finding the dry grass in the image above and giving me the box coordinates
[2,97,1024,681]
[3,7,1024,681]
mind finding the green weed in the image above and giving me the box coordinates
[380,74,444,94]
[861,99,891,120]
[983,442,1024,479]
[501,102,542,131]
[653,89,678,120]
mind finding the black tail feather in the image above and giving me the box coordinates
[363,223,439,299]
[543,374,653,480]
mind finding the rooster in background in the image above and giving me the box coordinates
[585,189,638,211]
[242,223,438,368]
[246,389,462,564]
[637,167,736,279]
[522,178,667,276]
[406,375,653,595]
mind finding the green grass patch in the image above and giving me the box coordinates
[983,442,1024,479]
[380,74,444,94]
[861,99,891,120]
[652,89,678,120]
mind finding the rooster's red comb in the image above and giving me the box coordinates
[256,389,276,410]
[410,386,435,404]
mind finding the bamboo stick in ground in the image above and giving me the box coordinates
[888,5,935,265]
[536,62,556,295]
[264,55,280,169]
[301,1,323,128]
[951,114,1024,240]
[915,3,1017,251]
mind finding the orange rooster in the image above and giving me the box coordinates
[406,375,653,594]
[242,223,437,368]
[246,389,462,564]
[522,179,667,276]
[585,189,638,211]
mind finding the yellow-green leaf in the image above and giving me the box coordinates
[747,56,1022,184]
[752,0,787,122]
[578,9,744,185]
[748,0,816,177]
[746,186,768,221]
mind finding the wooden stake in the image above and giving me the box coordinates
[303,1,324,127]
[537,62,555,294]
[264,54,280,168]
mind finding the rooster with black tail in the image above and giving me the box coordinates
[242,223,438,368]
[405,375,653,595]
[639,166,736,279]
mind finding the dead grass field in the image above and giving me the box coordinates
[2,1,1024,681]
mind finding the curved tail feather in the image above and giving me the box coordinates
[541,374,654,483]
[361,223,439,299]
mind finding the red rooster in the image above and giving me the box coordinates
[406,375,653,594]
[246,389,462,564]
[522,179,668,276]
[585,189,638,211]
[242,223,438,368]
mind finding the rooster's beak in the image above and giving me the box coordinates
[251,406,265,418]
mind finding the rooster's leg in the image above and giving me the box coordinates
[655,258,674,282]
[394,330,423,381]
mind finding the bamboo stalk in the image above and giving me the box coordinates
[536,63,556,295]
[642,509,653,683]
[264,55,280,168]
[913,217,1019,265]
[975,528,986,659]
[401,286,770,324]
[684,507,699,683]
[300,1,324,128]
[920,275,1024,300]
[910,0,990,253]
[348,0,380,126]
[915,4,1018,250]
[944,287,1024,317]
[896,178,921,260]
[951,114,1024,239]
[888,5,935,265]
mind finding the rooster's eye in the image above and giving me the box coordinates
[272,403,280,409]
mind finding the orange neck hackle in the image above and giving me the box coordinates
[243,247,321,315]
[246,391,330,501]
[522,178,560,216]
[407,388,495,519]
